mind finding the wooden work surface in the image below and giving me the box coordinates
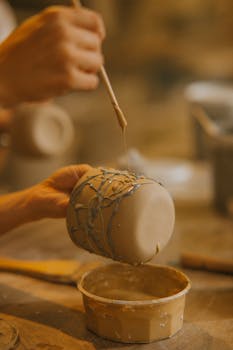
[0,200,233,350]
[0,83,233,349]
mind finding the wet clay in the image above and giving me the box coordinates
[67,168,175,265]
[78,263,190,343]
[81,264,187,301]
[98,289,159,301]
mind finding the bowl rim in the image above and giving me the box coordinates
[78,263,191,306]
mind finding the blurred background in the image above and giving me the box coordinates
[0,4,232,346]
[1,0,233,210]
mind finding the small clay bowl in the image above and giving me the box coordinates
[78,263,191,343]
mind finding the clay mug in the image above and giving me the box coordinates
[10,103,74,157]
[67,167,175,265]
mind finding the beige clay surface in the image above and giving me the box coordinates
[81,263,188,301]
[67,168,175,265]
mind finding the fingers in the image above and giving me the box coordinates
[46,164,92,192]
[41,191,69,218]
[72,7,106,40]
[49,193,69,218]
[74,70,100,90]
[75,28,102,51]
[43,6,105,40]
[0,5,106,106]
[50,65,100,92]
[54,43,104,73]
[68,164,91,186]
[75,49,104,72]
[42,6,105,92]
[32,164,91,220]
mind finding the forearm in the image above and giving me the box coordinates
[0,164,90,235]
[0,188,34,235]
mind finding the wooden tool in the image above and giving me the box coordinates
[181,252,233,275]
[191,105,221,138]
[192,105,233,144]
[0,257,103,285]
[71,0,127,131]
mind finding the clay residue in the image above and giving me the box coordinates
[97,288,159,301]
[69,168,156,260]
[81,263,189,302]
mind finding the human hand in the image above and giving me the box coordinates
[0,6,105,107]
[0,164,91,235]
[28,164,91,220]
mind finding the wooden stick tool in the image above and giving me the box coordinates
[191,106,220,138]
[0,257,103,285]
[71,0,127,131]
[181,251,233,275]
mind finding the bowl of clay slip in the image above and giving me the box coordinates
[78,263,190,343]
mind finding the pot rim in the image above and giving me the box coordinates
[78,263,191,306]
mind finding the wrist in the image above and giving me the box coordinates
[14,187,36,225]
[23,185,44,222]
[8,186,44,225]
[0,187,36,235]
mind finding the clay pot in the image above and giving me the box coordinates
[11,103,74,158]
[78,263,190,343]
[67,167,175,265]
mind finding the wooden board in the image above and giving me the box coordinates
[0,204,232,350]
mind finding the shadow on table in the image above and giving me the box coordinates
[0,283,127,349]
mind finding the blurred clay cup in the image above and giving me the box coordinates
[185,81,233,159]
[10,103,74,157]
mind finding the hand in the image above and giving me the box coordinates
[0,6,105,107]
[28,164,91,220]
[0,164,91,235]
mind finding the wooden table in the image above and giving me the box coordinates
[0,197,232,350]
[0,81,232,349]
